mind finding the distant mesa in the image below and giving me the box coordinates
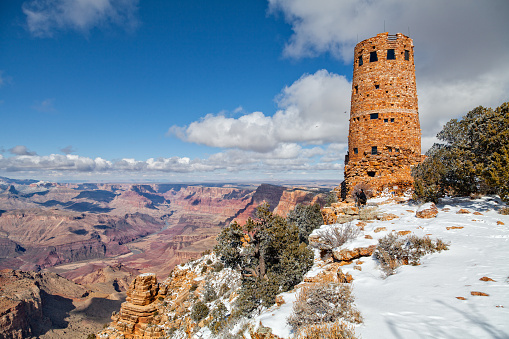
[74,190,117,203]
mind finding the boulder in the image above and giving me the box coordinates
[416,203,438,218]
[333,245,376,262]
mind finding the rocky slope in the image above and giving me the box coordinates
[0,179,331,338]
[99,195,509,339]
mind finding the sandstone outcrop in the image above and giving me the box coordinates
[415,203,438,219]
[0,269,88,339]
[106,273,166,338]
[303,263,353,284]
[333,245,376,262]
[321,202,355,225]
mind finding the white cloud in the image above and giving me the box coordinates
[269,0,509,151]
[22,0,139,37]
[169,70,351,152]
[9,145,37,156]
[0,143,345,181]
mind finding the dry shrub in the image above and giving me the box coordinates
[313,223,360,249]
[359,206,379,220]
[374,233,449,278]
[499,207,509,215]
[287,282,362,331]
[190,300,209,322]
[295,320,358,339]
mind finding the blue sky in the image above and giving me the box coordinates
[1,0,508,183]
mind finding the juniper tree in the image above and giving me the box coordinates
[286,203,324,244]
[413,102,509,202]
[215,203,314,316]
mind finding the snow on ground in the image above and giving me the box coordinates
[254,196,509,339]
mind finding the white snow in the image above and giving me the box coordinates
[252,196,509,338]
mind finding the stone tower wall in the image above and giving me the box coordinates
[344,32,423,196]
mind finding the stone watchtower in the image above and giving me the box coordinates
[343,32,423,197]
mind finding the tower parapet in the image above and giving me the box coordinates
[344,32,423,196]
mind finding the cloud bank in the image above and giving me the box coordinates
[170,70,351,152]
[268,0,509,150]
[0,144,344,181]
[22,0,139,37]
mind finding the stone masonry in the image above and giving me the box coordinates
[344,32,424,196]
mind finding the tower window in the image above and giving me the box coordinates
[384,118,388,123]
[391,118,395,122]
[370,113,378,119]
[370,51,378,62]
[354,85,358,94]
[353,148,358,154]
[404,50,410,60]
[388,147,392,152]
[367,171,376,177]
[358,55,363,66]
[375,84,380,89]
[371,146,378,155]
[387,49,395,60]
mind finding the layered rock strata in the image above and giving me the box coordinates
[107,273,167,338]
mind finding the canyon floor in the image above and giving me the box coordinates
[0,177,331,338]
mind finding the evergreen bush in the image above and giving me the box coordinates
[191,300,209,322]
[215,203,314,316]
[202,282,217,303]
[208,301,228,335]
[286,203,324,244]
[413,102,509,202]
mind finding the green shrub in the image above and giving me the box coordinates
[325,190,339,207]
[191,301,209,322]
[189,282,198,292]
[213,262,224,272]
[202,282,217,303]
[413,102,509,202]
[208,301,228,335]
[499,207,509,215]
[287,203,324,244]
[215,204,314,316]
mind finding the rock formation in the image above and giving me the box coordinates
[0,269,88,339]
[106,273,166,338]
